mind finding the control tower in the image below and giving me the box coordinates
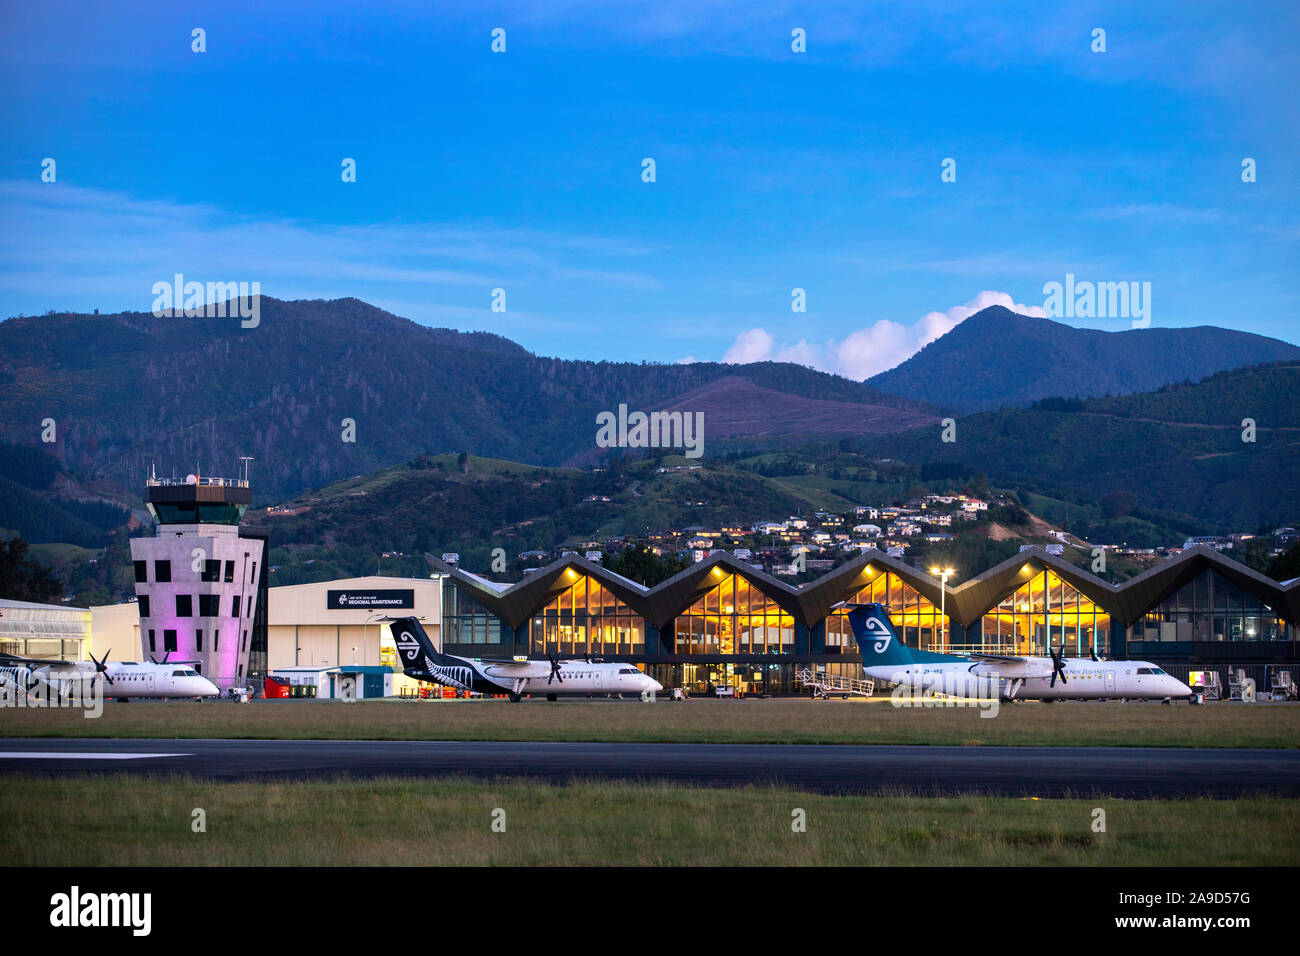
[130,461,264,693]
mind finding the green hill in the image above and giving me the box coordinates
[0,297,934,502]
[258,453,810,585]
[868,362,1300,531]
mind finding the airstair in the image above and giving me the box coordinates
[796,668,874,699]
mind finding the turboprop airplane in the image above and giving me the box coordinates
[846,603,1198,703]
[0,651,220,702]
[386,617,663,702]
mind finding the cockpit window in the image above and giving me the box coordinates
[619,668,640,675]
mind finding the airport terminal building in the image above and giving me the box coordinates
[65,472,1294,696]
[435,544,1299,696]
[82,543,1298,697]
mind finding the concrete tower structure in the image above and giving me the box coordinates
[129,466,264,692]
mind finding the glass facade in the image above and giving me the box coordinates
[671,571,794,656]
[442,579,508,645]
[1136,568,1288,642]
[646,661,799,697]
[529,572,645,656]
[432,554,1293,697]
[979,567,1110,656]
[823,568,946,651]
[146,502,246,525]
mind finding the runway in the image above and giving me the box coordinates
[2,738,1297,797]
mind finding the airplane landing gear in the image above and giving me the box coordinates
[546,693,558,702]
[508,693,521,703]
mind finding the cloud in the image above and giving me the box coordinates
[721,328,775,364]
[719,290,1047,380]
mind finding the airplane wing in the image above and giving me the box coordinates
[0,653,72,667]
[480,660,555,678]
[967,653,1030,663]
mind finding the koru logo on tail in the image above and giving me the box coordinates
[864,616,892,653]
[395,630,421,662]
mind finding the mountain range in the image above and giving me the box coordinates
[867,306,1300,413]
[1,297,1296,525]
[0,297,934,502]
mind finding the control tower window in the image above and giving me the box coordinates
[200,560,220,582]
[176,594,193,617]
[155,560,171,583]
[163,630,177,653]
[134,561,147,583]
[138,595,150,618]
[224,561,235,583]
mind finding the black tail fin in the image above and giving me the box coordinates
[388,617,444,677]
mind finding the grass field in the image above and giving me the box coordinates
[2,698,1296,748]
[1,774,1294,866]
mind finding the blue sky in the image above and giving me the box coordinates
[1,0,1296,377]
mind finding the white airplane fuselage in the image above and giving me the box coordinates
[480,659,663,698]
[2,661,220,701]
[866,657,1192,701]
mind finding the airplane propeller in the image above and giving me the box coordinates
[1048,645,1067,687]
[1087,643,1099,662]
[149,651,172,665]
[90,649,114,686]
[547,655,563,685]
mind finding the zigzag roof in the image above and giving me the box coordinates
[439,544,1298,631]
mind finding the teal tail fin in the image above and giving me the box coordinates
[847,603,915,668]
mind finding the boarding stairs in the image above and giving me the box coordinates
[796,668,874,699]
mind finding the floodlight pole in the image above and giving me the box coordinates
[931,567,955,651]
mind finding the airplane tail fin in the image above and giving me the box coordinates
[387,617,445,678]
[847,603,914,668]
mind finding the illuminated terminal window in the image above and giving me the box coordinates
[979,566,1109,656]
[1137,568,1287,642]
[530,572,644,657]
[442,580,507,646]
[672,571,794,655]
[824,568,945,651]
